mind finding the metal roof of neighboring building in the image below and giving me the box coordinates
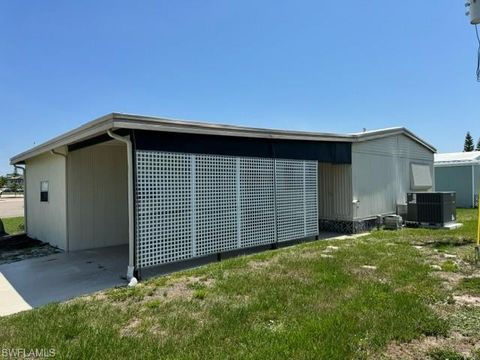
[434,151,480,167]
[10,112,437,164]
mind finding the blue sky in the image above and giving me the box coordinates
[0,1,478,174]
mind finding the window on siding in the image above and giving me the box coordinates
[411,163,433,190]
[40,181,49,202]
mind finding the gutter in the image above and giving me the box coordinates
[107,130,135,281]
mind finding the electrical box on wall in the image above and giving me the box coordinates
[467,0,480,24]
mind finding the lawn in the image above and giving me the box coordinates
[1,216,24,235]
[1,210,480,359]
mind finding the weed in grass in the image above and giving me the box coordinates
[442,260,459,273]
[427,348,469,360]
[457,278,480,297]
[193,289,208,300]
[106,286,146,302]
[450,306,480,337]
[145,300,162,309]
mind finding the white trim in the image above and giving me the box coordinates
[106,131,135,280]
[435,161,480,168]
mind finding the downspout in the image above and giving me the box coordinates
[50,149,69,251]
[473,165,476,209]
[107,130,135,281]
[13,165,27,234]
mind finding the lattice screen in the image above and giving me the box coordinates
[194,155,238,256]
[136,150,318,268]
[136,152,192,268]
[240,158,276,248]
[275,160,306,242]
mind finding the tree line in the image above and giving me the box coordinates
[463,132,480,152]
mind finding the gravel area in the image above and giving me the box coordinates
[0,234,62,265]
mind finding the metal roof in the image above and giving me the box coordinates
[10,112,436,164]
[434,151,480,167]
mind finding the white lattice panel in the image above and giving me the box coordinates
[275,160,305,242]
[194,155,238,256]
[305,162,319,236]
[136,151,192,267]
[135,151,318,269]
[240,158,276,248]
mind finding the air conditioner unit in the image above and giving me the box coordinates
[407,192,456,226]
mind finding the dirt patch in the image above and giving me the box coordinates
[120,316,171,340]
[120,318,142,337]
[384,332,479,359]
[148,276,214,302]
[453,295,480,306]
[434,271,464,289]
[248,257,278,270]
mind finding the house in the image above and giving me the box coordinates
[434,151,480,208]
[10,113,435,279]
[4,173,24,189]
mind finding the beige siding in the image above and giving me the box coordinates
[352,134,434,220]
[25,150,67,249]
[317,163,352,220]
[67,141,128,251]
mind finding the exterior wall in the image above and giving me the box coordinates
[435,165,475,208]
[352,134,433,220]
[317,163,352,221]
[25,150,67,249]
[67,141,128,251]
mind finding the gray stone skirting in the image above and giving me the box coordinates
[318,218,378,234]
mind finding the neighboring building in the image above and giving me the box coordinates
[10,113,435,278]
[435,151,480,208]
[6,173,24,186]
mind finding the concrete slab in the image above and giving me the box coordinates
[0,245,128,316]
[0,197,24,218]
[410,222,464,230]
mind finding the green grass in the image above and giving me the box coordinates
[0,211,479,359]
[1,216,24,235]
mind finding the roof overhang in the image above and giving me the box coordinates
[10,112,436,164]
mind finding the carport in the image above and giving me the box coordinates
[11,113,351,279]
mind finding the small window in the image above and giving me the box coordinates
[40,181,49,202]
[411,163,433,190]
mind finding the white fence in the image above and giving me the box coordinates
[135,151,318,269]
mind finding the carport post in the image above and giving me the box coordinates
[107,130,135,280]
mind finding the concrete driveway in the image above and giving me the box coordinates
[0,197,24,218]
[0,245,128,316]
